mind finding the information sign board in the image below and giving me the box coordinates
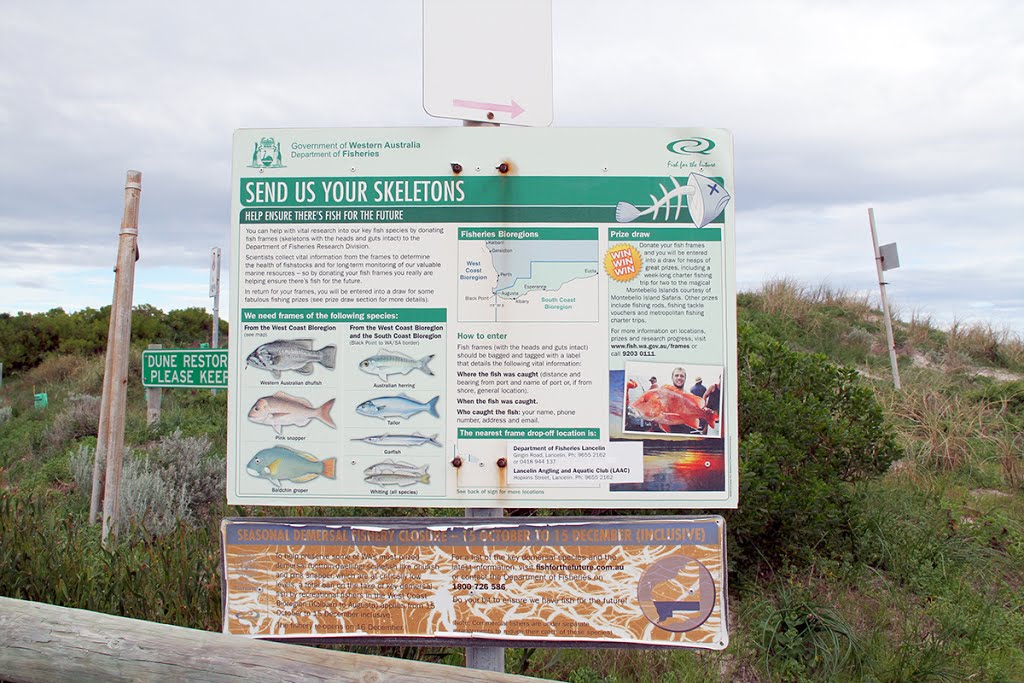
[222,516,728,649]
[228,127,737,508]
[142,348,228,388]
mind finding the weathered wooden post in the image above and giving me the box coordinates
[99,171,142,545]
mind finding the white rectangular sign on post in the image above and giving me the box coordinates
[423,0,553,126]
[228,127,737,508]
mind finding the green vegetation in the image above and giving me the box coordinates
[1,292,1022,681]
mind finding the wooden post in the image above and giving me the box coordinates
[146,344,162,425]
[0,597,545,683]
[868,208,901,390]
[101,171,142,546]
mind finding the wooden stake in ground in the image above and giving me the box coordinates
[97,171,142,545]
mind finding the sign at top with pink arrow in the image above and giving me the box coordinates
[423,0,552,127]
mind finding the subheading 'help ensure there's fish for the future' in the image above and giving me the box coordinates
[247,392,336,434]
[246,339,337,379]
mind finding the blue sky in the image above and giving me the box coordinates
[2,1,1022,333]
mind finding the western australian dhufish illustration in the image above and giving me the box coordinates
[358,349,434,381]
[247,392,336,434]
[245,445,336,486]
[355,394,440,420]
[630,387,718,433]
[352,433,442,448]
[246,339,337,378]
[615,173,730,228]
[362,459,430,487]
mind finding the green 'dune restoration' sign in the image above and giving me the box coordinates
[142,349,228,388]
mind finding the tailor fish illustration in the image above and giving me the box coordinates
[358,349,434,381]
[245,445,337,486]
[247,392,336,434]
[352,433,442,448]
[246,339,337,378]
[355,394,440,420]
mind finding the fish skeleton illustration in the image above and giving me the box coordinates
[247,392,336,434]
[358,349,434,381]
[630,387,719,433]
[246,339,337,379]
[355,394,440,420]
[352,433,442,447]
[364,465,430,488]
[616,173,730,228]
[245,445,337,486]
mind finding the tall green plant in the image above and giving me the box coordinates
[727,322,900,574]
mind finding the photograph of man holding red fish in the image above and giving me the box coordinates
[622,362,723,438]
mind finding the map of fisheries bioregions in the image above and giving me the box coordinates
[458,236,599,322]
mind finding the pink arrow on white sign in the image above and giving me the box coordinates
[452,98,526,119]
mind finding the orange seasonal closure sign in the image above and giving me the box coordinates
[221,516,727,649]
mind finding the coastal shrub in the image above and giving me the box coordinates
[70,430,223,536]
[46,393,100,450]
[727,321,900,575]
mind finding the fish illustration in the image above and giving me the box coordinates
[247,392,336,434]
[616,173,730,228]
[364,465,430,487]
[355,394,440,420]
[245,445,337,486]
[616,176,695,223]
[246,339,337,379]
[358,349,434,381]
[363,458,423,476]
[630,387,718,433]
[352,433,442,448]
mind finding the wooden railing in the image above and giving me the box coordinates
[0,597,549,682]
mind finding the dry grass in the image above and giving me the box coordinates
[752,277,875,326]
[947,317,1024,369]
[885,389,984,471]
[982,400,1024,489]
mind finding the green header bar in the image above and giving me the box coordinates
[607,227,722,242]
[142,349,228,388]
[458,428,601,439]
[458,227,598,241]
[241,308,447,323]
[238,176,726,226]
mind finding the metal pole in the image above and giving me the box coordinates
[101,171,143,545]
[461,118,505,674]
[146,344,162,425]
[211,247,221,395]
[868,208,901,390]
[211,247,221,348]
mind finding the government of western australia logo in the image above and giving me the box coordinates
[248,137,285,169]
